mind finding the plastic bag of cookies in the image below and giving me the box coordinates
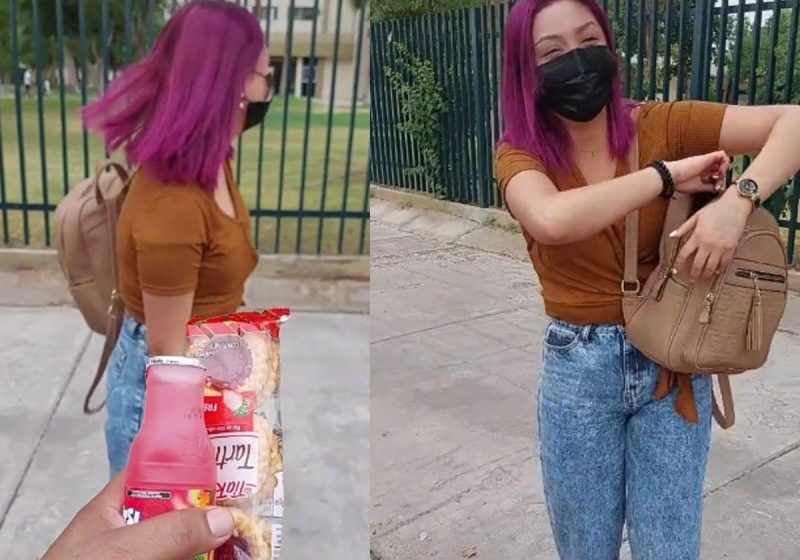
[185,308,289,560]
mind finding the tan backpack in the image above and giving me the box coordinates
[54,162,133,415]
[622,142,788,429]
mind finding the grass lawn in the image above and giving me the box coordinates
[0,94,370,255]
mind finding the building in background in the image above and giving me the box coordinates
[176,0,369,108]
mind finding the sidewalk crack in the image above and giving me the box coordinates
[0,332,92,531]
[704,438,800,498]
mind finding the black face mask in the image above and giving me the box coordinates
[538,45,617,123]
[243,100,271,131]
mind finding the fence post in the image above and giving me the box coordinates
[690,0,711,100]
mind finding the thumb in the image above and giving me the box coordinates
[670,213,698,239]
[102,507,234,560]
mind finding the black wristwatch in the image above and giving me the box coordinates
[735,178,761,208]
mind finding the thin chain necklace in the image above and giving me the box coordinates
[574,146,606,157]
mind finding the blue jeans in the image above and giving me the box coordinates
[538,319,712,560]
[105,315,149,478]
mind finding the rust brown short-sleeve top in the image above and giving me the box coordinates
[117,161,259,323]
[495,100,728,325]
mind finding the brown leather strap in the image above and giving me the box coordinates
[84,163,135,415]
[623,135,641,294]
[712,374,736,429]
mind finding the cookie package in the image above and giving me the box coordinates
[186,308,290,560]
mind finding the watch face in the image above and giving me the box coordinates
[739,179,758,196]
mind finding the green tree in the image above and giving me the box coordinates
[734,9,800,105]
[2,0,167,90]
[372,0,483,21]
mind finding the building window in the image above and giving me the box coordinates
[259,6,278,20]
[293,7,318,20]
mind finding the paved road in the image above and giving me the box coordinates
[0,307,369,560]
[371,200,800,560]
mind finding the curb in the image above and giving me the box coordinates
[371,184,530,263]
[0,248,369,314]
[371,184,800,293]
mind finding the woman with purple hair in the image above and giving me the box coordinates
[495,0,800,557]
[82,0,274,478]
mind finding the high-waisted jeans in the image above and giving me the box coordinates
[538,319,712,560]
[104,315,149,478]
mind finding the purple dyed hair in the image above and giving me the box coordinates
[82,0,265,192]
[499,0,635,176]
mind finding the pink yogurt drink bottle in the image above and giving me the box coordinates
[122,356,218,559]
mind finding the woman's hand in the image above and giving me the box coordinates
[670,187,753,282]
[666,150,731,195]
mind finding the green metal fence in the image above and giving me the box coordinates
[370,0,800,262]
[0,0,370,255]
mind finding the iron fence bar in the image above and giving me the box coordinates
[715,0,729,102]
[636,0,645,98]
[663,0,673,101]
[370,24,385,185]
[274,0,297,252]
[32,0,51,244]
[296,0,321,253]
[0,201,367,220]
[124,0,133,64]
[407,17,421,193]
[731,0,746,103]
[253,113,267,248]
[677,0,688,99]
[317,0,344,253]
[10,0,30,244]
[383,20,401,189]
[766,4,782,104]
[744,0,765,170]
[101,0,110,93]
[490,3,501,148]
[379,23,400,189]
[338,2,367,254]
[78,0,90,177]
[171,0,178,14]
[703,0,715,98]
[147,0,156,50]
[0,100,7,244]
[56,0,70,195]
[690,0,709,99]
[254,0,275,248]
[431,12,450,198]
[359,157,370,254]
[472,6,490,207]
[648,0,658,100]
[624,0,633,96]
[786,0,800,105]
[788,175,800,263]
[445,13,462,201]
[462,8,480,204]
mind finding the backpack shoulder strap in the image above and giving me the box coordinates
[623,134,641,294]
[84,163,136,415]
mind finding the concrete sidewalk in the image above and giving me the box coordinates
[371,197,800,559]
[0,306,369,559]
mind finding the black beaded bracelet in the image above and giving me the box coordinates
[649,160,675,198]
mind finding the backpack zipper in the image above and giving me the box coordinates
[746,274,763,352]
[699,292,715,324]
[734,268,785,283]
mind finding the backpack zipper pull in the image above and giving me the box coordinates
[699,292,715,324]
[655,267,676,301]
[747,275,763,352]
